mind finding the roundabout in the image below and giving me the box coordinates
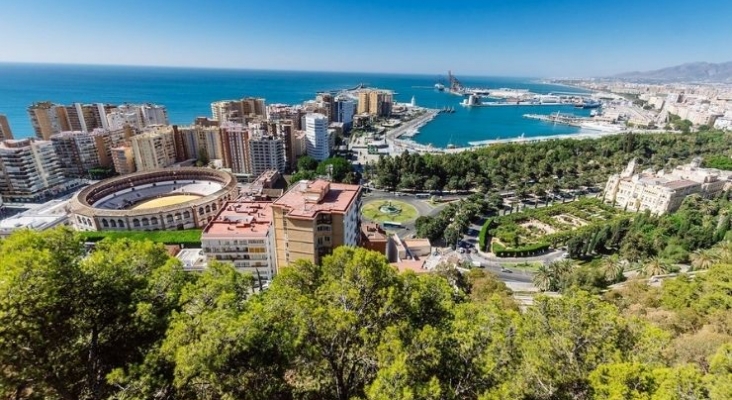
[361,200,420,223]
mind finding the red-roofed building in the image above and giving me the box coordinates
[201,200,277,280]
[272,179,362,266]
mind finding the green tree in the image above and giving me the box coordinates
[0,229,188,400]
[316,157,354,182]
[297,155,319,172]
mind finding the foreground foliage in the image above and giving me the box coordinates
[0,228,730,399]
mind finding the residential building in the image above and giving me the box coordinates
[201,200,278,280]
[107,103,168,130]
[130,126,177,171]
[50,131,104,177]
[357,90,393,117]
[271,179,362,266]
[0,115,13,140]
[603,158,732,215]
[304,113,330,161]
[0,139,66,202]
[334,96,355,132]
[211,97,266,123]
[28,101,66,140]
[267,121,296,171]
[174,124,223,162]
[249,134,286,177]
[111,145,135,175]
[220,122,251,175]
[360,222,390,254]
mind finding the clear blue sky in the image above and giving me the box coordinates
[1,0,730,77]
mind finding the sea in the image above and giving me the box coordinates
[0,63,592,148]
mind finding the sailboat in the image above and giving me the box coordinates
[446,134,456,149]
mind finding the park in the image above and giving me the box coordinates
[361,199,420,224]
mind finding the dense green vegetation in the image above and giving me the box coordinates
[415,194,495,246]
[1,228,730,399]
[290,156,359,184]
[370,131,732,192]
[703,154,732,170]
[79,229,203,246]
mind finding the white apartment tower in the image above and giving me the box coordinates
[0,139,66,202]
[304,113,330,161]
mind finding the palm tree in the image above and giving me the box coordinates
[640,257,669,278]
[533,265,553,292]
[548,259,574,281]
[689,249,718,271]
[600,255,624,282]
[715,241,732,264]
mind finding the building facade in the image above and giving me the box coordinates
[271,179,362,266]
[304,113,330,161]
[603,158,732,215]
[0,139,66,202]
[111,145,135,175]
[201,200,278,281]
[0,115,13,140]
[131,126,177,171]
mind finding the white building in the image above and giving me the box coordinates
[249,134,286,177]
[603,158,732,215]
[304,113,330,161]
[0,139,67,202]
[201,200,278,281]
[107,104,169,130]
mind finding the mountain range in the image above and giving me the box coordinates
[614,61,732,82]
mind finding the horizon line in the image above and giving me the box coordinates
[0,60,593,80]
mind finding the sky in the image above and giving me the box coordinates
[1,0,731,77]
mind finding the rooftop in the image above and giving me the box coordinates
[202,200,273,238]
[0,199,70,237]
[272,179,361,219]
[175,248,207,272]
[361,222,387,242]
[662,179,700,190]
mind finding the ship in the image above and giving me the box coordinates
[434,83,445,91]
[575,99,601,109]
[461,94,483,107]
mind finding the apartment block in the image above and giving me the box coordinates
[249,134,286,177]
[111,145,135,175]
[211,97,266,123]
[201,200,278,280]
[107,103,169,130]
[0,139,66,202]
[0,115,13,140]
[304,113,330,161]
[130,126,177,171]
[271,179,362,266]
[357,90,393,117]
[174,124,223,162]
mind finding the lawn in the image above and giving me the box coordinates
[361,200,419,223]
[79,229,202,246]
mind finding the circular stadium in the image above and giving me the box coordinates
[69,168,239,232]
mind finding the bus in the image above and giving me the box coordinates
[382,221,403,229]
[415,193,430,199]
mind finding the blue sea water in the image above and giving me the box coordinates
[0,63,591,148]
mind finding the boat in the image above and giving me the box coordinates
[461,94,482,107]
[434,83,445,91]
[575,99,601,109]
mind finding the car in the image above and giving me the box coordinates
[500,267,513,273]
[459,248,465,254]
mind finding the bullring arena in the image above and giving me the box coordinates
[69,168,239,231]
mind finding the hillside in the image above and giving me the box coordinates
[614,61,732,82]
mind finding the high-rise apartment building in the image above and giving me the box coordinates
[107,104,168,130]
[174,125,223,162]
[28,102,116,139]
[28,102,66,140]
[201,200,278,280]
[111,145,135,175]
[50,128,129,177]
[304,113,330,161]
[211,97,266,123]
[271,179,362,266]
[0,115,13,140]
[334,96,355,132]
[357,90,393,117]
[130,126,177,171]
[0,139,66,202]
[267,121,296,171]
[220,122,251,175]
[249,134,286,177]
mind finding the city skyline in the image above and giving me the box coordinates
[2,0,731,77]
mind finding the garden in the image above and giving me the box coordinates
[480,198,623,257]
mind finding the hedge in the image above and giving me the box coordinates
[491,241,550,257]
[79,229,202,247]
[478,218,492,251]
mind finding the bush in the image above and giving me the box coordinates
[492,242,550,257]
[79,229,202,247]
[478,218,492,251]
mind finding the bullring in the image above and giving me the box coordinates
[68,168,239,231]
